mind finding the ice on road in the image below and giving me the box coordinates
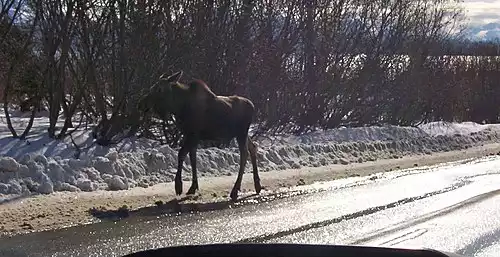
[3,156,500,257]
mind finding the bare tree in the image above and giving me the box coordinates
[1,0,42,139]
[4,0,491,148]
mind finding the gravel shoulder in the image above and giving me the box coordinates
[1,142,500,236]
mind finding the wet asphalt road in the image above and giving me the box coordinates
[3,156,500,257]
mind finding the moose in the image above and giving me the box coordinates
[138,71,262,201]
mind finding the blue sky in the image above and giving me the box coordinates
[463,0,500,40]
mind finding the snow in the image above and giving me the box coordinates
[2,110,500,196]
[419,121,500,137]
[0,157,19,173]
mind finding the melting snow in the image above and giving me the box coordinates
[1,110,500,196]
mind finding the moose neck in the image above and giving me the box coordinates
[165,83,189,116]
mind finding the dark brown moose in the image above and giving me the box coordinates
[138,71,262,201]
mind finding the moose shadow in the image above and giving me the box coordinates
[87,183,328,223]
[88,193,261,222]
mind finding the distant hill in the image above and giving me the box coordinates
[465,22,500,41]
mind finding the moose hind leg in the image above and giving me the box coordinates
[175,141,190,195]
[230,135,249,201]
[247,137,262,194]
[186,147,199,195]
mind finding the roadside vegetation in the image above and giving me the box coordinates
[1,0,499,148]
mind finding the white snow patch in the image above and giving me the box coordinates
[2,109,500,196]
[0,157,20,173]
[418,121,500,137]
[264,125,429,145]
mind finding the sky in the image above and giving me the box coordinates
[462,0,500,40]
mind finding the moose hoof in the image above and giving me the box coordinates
[255,184,262,195]
[230,190,239,201]
[186,186,198,195]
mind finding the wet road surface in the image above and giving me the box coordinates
[3,156,500,257]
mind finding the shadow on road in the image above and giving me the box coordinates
[87,175,381,223]
[0,193,33,206]
[87,183,331,222]
[88,193,260,221]
[86,177,401,223]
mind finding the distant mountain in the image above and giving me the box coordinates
[465,22,500,41]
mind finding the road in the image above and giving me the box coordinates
[2,156,500,257]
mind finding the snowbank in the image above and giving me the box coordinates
[2,116,500,196]
[419,121,500,136]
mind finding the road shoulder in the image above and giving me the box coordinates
[1,143,500,236]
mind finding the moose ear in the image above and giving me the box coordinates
[160,71,183,82]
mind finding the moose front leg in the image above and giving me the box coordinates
[186,147,199,195]
[175,142,190,195]
[230,135,249,201]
